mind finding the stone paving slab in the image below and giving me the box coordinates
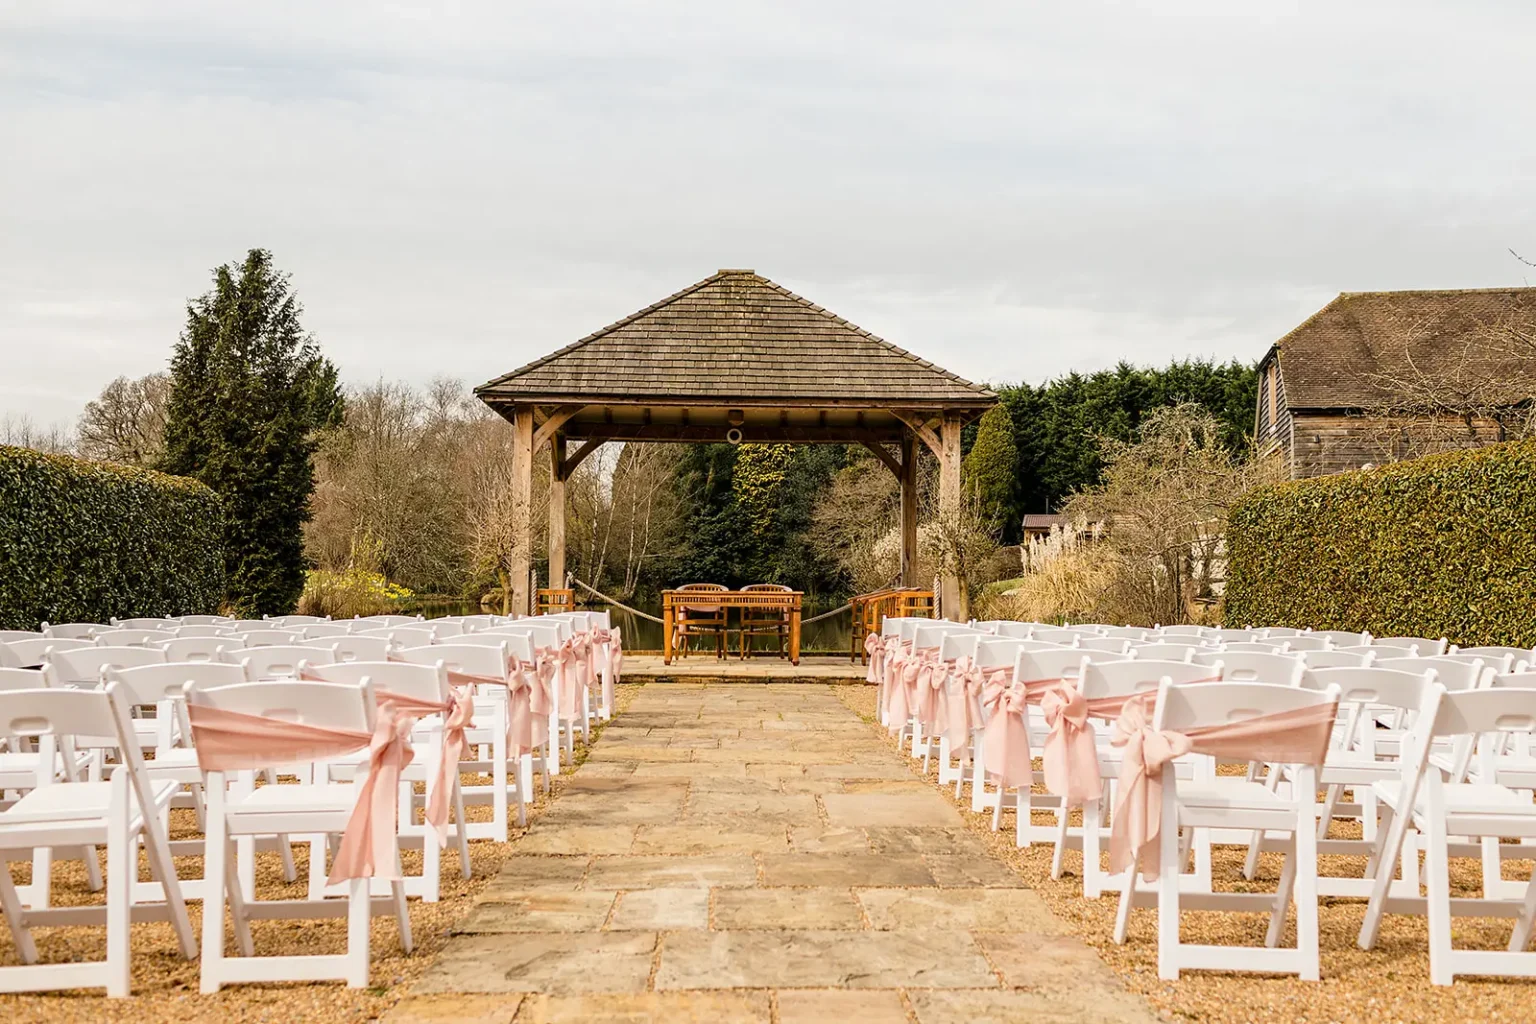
[397,682,1156,1023]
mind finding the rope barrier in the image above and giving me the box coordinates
[570,578,665,623]
[569,577,853,626]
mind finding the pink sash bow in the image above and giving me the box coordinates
[981,678,1033,789]
[1108,698,1337,881]
[913,652,948,733]
[864,632,885,684]
[593,628,623,685]
[507,655,554,754]
[188,702,415,884]
[943,657,1005,749]
[1041,684,1101,807]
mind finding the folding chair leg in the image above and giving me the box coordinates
[0,863,36,963]
[345,877,371,988]
[106,775,132,998]
[201,812,229,993]
[1508,871,1536,952]
[1113,867,1136,944]
[452,779,472,878]
[1053,804,1073,883]
[1266,836,1297,949]
[1424,794,1454,985]
[1156,790,1181,979]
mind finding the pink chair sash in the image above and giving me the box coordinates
[371,686,473,843]
[943,658,1008,749]
[508,655,554,754]
[883,640,914,730]
[913,651,947,733]
[1108,698,1337,881]
[1041,676,1224,809]
[864,632,885,684]
[981,678,1033,789]
[593,628,623,685]
[187,702,414,884]
[554,640,585,723]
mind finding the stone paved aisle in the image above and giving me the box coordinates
[390,684,1158,1024]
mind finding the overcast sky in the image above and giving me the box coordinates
[4,1,1535,428]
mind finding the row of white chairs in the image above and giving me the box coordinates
[870,616,1536,985]
[0,609,622,997]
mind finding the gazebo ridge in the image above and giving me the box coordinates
[475,268,997,614]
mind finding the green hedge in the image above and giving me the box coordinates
[1225,441,1536,648]
[0,445,225,629]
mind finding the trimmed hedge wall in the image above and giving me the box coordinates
[1225,441,1536,648]
[0,445,225,629]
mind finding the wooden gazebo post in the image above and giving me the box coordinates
[548,432,567,591]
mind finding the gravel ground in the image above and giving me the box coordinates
[0,684,644,1024]
[834,685,1536,1024]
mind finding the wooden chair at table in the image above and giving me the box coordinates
[674,584,728,659]
[738,584,793,660]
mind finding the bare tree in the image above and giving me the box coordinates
[1348,302,1536,463]
[0,414,74,455]
[1064,404,1279,627]
[75,373,169,466]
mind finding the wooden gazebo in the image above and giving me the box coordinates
[475,269,997,615]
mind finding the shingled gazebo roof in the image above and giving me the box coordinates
[476,269,995,445]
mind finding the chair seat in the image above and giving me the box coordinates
[1179,779,1293,810]
[0,779,178,830]
[1372,780,1535,817]
[231,782,358,815]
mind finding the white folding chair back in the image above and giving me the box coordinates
[1374,656,1486,692]
[1079,659,1220,701]
[1454,645,1536,667]
[300,623,353,639]
[991,622,1043,639]
[1205,628,1260,643]
[1308,630,1370,646]
[157,637,240,663]
[5,638,92,667]
[111,618,178,630]
[350,626,436,645]
[177,615,234,627]
[172,625,236,639]
[880,616,922,638]
[1030,627,1084,646]
[1131,643,1200,663]
[1078,637,1132,654]
[265,615,329,628]
[1157,625,1208,638]
[1276,635,1333,652]
[42,623,107,640]
[911,623,983,652]
[939,633,983,662]
[0,667,47,692]
[1015,648,1115,688]
[239,645,335,680]
[1193,650,1304,685]
[972,637,1027,671]
[1375,636,1448,656]
[93,629,176,647]
[1298,649,1372,669]
[309,635,390,663]
[1220,641,1290,654]
[351,615,423,628]
[233,629,306,647]
[0,630,42,644]
[45,645,167,687]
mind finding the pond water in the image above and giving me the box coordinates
[410,597,855,653]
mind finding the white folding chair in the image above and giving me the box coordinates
[393,643,521,839]
[108,662,301,902]
[177,615,235,627]
[301,623,354,639]
[4,638,92,668]
[1131,644,1200,663]
[1309,630,1371,647]
[478,624,567,777]
[232,628,307,648]
[0,631,41,645]
[307,661,472,902]
[1299,649,1373,670]
[41,623,107,640]
[239,644,336,680]
[1374,636,1449,656]
[187,678,412,992]
[1192,650,1305,685]
[350,615,423,628]
[158,637,242,663]
[310,635,393,663]
[0,684,195,996]
[110,618,179,630]
[172,625,237,639]
[265,615,330,628]
[1113,680,1339,981]
[1359,684,1536,984]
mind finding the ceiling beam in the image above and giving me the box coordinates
[557,423,906,444]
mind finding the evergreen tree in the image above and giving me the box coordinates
[161,249,343,615]
[963,404,1017,533]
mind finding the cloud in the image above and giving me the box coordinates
[3,1,1535,425]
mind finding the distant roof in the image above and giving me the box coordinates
[476,269,995,409]
[1021,514,1067,530]
[1267,288,1536,410]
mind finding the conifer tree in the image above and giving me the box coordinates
[162,249,343,614]
[963,404,1018,531]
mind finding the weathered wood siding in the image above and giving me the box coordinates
[1290,412,1510,478]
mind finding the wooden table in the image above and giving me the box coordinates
[662,589,804,665]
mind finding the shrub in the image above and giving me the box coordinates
[297,567,413,620]
[1225,440,1536,647]
[0,445,225,628]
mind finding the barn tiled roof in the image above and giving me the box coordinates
[1269,288,1536,410]
[476,269,995,406]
